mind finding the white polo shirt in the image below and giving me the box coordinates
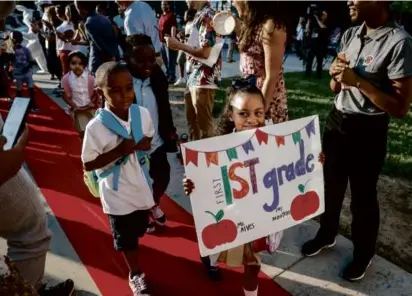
[81,106,155,215]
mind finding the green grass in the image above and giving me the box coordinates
[215,72,412,179]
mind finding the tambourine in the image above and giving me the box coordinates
[213,11,236,36]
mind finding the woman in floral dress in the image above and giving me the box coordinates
[233,0,291,124]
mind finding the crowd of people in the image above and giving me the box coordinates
[1,0,412,296]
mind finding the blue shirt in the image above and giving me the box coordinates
[85,11,120,74]
[124,1,161,54]
[132,77,163,154]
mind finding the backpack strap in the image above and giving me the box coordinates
[61,73,72,97]
[95,109,130,191]
[94,106,153,192]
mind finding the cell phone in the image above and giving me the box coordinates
[0,97,30,151]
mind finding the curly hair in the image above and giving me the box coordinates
[238,1,292,53]
[215,83,265,136]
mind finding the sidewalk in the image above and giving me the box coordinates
[1,63,411,295]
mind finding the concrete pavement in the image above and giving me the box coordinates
[1,54,411,295]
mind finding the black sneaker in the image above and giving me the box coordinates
[38,279,75,296]
[200,256,222,281]
[301,238,336,257]
[342,259,372,282]
[146,221,156,234]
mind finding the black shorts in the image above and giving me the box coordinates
[108,210,150,251]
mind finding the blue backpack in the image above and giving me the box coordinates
[84,105,152,198]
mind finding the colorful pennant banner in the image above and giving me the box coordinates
[184,119,316,167]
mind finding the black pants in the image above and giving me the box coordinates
[149,145,170,204]
[317,108,389,262]
[305,43,326,78]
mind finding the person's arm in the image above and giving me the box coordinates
[71,30,89,46]
[171,15,177,38]
[82,124,137,171]
[314,15,326,29]
[355,76,412,117]
[337,38,412,117]
[85,21,116,60]
[261,20,287,111]
[166,13,215,59]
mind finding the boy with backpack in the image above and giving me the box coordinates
[81,61,154,296]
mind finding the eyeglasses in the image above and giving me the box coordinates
[231,76,257,89]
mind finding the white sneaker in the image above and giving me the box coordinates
[129,272,150,296]
[151,205,166,226]
[173,77,186,87]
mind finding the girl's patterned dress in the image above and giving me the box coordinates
[239,28,288,124]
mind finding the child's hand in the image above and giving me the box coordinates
[117,139,138,156]
[318,152,325,165]
[183,178,195,195]
[135,137,152,151]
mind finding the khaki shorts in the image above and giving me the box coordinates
[71,109,94,132]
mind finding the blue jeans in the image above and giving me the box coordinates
[161,43,177,80]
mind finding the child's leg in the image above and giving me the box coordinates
[243,264,260,296]
[15,79,23,97]
[108,210,149,276]
[27,76,39,111]
[148,146,170,226]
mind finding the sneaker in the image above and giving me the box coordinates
[342,259,372,282]
[200,256,222,281]
[151,205,166,226]
[301,238,336,257]
[173,77,186,87]
[31,107,41,113]
[38,279,75,296]
[168,77,176,84]
[146,221,156,233]
[129,272,150,296]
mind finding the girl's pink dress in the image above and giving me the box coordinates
[240,30,288,124]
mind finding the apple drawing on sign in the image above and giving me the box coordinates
[290,180,320,221]
[201,209,238,250]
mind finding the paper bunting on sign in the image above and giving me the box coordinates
[305,120,316,138]
[185,148,198,166]
[275,136,285,147]
[226,148,238,161]
[292,131,301,145]
[255,129,269,145]
[242,140,254,154]
[205,152,219,167]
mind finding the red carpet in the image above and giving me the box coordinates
[0,87,290,296]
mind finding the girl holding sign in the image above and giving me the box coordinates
[184,81,325,296]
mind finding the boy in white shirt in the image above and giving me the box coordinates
[81,62,154,296]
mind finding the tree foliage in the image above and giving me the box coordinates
[391,1,412,14]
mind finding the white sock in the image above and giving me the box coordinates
[244,287,258,296]
[209,254,219,267]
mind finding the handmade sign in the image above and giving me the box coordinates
[182,115,325,256]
